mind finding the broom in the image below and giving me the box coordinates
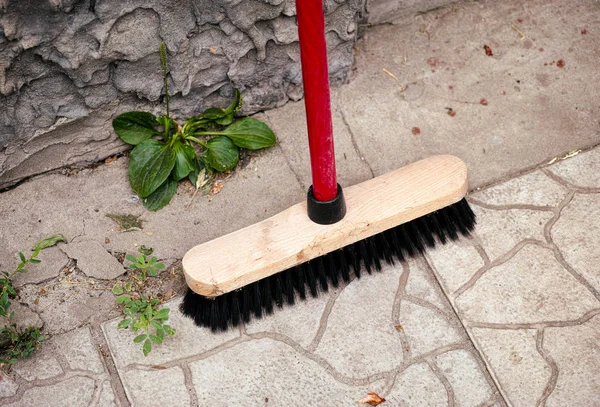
[180,0,476,332]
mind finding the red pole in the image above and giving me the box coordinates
[296,0,338,202]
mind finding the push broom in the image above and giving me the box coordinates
[180,0,476,331]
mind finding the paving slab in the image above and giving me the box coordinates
[338,0,600,188]
[101,258,503,406]
[426,147,600,406]
[0,327,119,406]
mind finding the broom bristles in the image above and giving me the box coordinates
[180,198,476,332]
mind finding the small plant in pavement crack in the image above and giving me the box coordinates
[113,247,175,356]
[0,234,66,365]
[112,42,277,211]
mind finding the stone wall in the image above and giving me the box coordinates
[0,0,366,189]
[0,0,460,189]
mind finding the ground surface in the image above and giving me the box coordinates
[1,0,599,406]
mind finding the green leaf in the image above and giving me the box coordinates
[118,319,131,329]
[203,136,239,172]
[215,113,234,126]
[116,294,131,304]
[143,338,152,356]
[202,107,228,120]
[218,117,276,150]
[125,282,133,292]
[138,245,153,256]
[113,112,158,145]
[125,254,137,263]
[33,234,66,251]
[29,259,41,264]
[154,308,170,320]
[163,325,176,336]
[128,139,177,198]
[172,142,197,181]
[156,115,177,141]
[132,322,145,331]
[112,285,124,295]
[149,334,163,344]
[133,334,147,343]
[18,252,25,262]
[222,89,242,115]
[143,178,177,212]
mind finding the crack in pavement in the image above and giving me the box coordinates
[535,328,558,407]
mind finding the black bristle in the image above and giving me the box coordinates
[261,278,274,314]
[229,291,240,327]
[395,225,416,257]
[283,268,296,305]
[358,239,372,274]
[315,257,329,292]
[305,262,318,298]
[347,245,361,278]
[367,237,382,271]
[293,264,307,300]
[273,274,284,308]
[327,253,339,288]
[252,282,262,318]
[338,248,350,282]
[180,198,476,331]
[416,217,435,247]
[241,286,252,322]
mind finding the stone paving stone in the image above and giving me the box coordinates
[544,315,600,407]
[456,245,598,324]
[435,349,494,407]
[102,298,239,368]
[552,193,600,292]
[245,290,331,347]
[337,1,600,188]
[0,302,43,331]
[471,205,553,262]
[547,148,600,188]
[11,247,69,288]
[4,376,97,407]
[314,262,405,376]
[403,260,447,310]
[425,235,485,294]
[97,380,118,407]
[188,337,386,406]
[470,328,551,407]
[384,363,448,406]
[0,376,19,398]
[20,279,118,335]
[471,170,568,207]
[122,367,190,407]
[398,301,462,357]
[61,241,126,280]
[56,327,105,374]
[12,353,63,381]
[264,99,374,190]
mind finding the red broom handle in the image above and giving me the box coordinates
[296,0,338,202]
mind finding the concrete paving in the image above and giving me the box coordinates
[1,0,599,406]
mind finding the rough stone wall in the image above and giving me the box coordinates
[0,0,366,189]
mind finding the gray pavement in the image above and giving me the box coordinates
[1,0,600,406]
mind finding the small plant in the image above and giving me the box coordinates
[113,247,174,356]
[112,42,277,211]
[0,235,66,364]
[126,251,165,281]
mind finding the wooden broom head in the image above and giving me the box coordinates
[182,155,469,297]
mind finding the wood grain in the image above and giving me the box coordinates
[183,155,469,297]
